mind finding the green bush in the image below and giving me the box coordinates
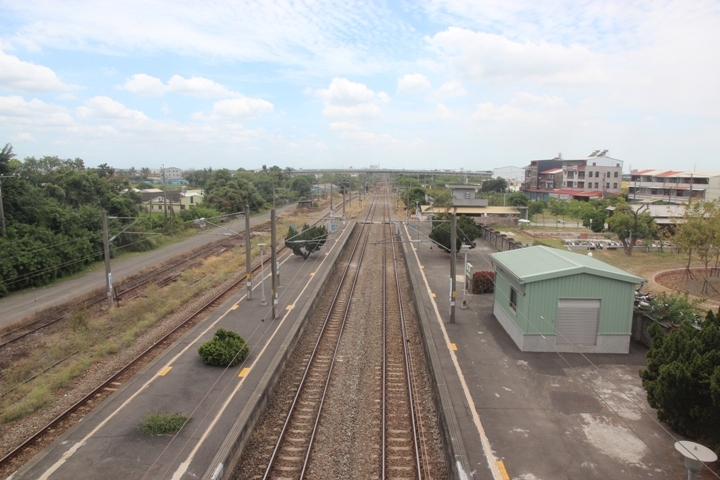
[472,271,495,294]
[640,309,720,456]
[198,328,249,367]
[140,412,190,435]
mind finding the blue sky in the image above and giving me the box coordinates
[1,0,719,173]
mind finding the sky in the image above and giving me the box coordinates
[1,0,719,173]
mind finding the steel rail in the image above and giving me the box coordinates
[0,202,347,469]
[389,195,423,479]
[262,194,378,480]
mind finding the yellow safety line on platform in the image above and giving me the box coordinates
[231,304,239,310]
[286,305,293,310]
[158,366,172,376]
[404,223,503,480]
[431,292,436,297]
[310,272,315,276]
[450,343,457,351]
[497,460,510,480]
[238,368,250,378]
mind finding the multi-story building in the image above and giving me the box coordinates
[161,167,184,183]
[628,170,720,203]
[520,157,563,200]
[521,150,623,201]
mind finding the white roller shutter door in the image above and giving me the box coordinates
[557,299,600,346]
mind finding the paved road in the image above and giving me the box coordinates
[0,205,299,330]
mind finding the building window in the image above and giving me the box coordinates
[613,183,618,189]
[180,205,185,210]
[596,171,600,177]
[510,288,517,311]
[190,196,194,204]
[614,171,619,178]
[606,183,610,189]
[578,181,584,188]
[595,182,599,188]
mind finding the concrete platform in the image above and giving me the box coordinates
[400,219,718,480]
[10,221,354,480]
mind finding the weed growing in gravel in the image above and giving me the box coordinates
[139,412,190,435]
[1,386,51,424]
[68,305,90,332]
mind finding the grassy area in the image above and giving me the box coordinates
[0,208,316,426]
[139,412,190,435]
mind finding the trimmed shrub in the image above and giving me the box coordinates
[472,271,495,294]
[198,328,249,367]
[140,412,190,435]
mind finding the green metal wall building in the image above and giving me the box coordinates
[490,246,645,354]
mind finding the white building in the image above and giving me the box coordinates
[629,170,720,203]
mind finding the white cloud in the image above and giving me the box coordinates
[427,27,608,86]
[437,81,466,98]
[195,97,274,120]
[472,102,543,123]
[315,78,388,120]
[76,96,149,121]
[0,95,74,127]
[316,78,378,105]
[167,75,235,97]
[120,73,238,97]
[11,132,36,141]
[120,74,166,96]
[0,50,77,92]
[397,74,431,94]
[436,103,456,120]
[315,142,328,150]
[509,92,567,109]
[329,121,363,131]
[323,104,383,120]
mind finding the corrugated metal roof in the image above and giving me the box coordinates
[490,246,644,285]
[422,206,521,214]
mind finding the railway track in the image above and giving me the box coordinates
[258,190,430,479]
[0,236,237,349]
[0,202,352,472]
[381,199,423,479]
[262,197,378,479]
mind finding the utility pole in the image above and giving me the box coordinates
[245,205,252,300]
[162,165,168,223]
[102,211,113,307]
[271,208,277,320]
[342,188,345,219]
[330,183,334,214]
[450,213,457,323]
[0,174,15,237]
[259,244,267,306]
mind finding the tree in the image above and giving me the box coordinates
[674,200,720,290]
[528,200,545,221]
[640,308,720,456]
[506,192,529,207]
[548,198,567,223]
[606,200,657,256]
[481,177,508,193]
[285,223,328,259]
[290,176,313,198]
[429,215,479,253]
[0,143,15,175]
